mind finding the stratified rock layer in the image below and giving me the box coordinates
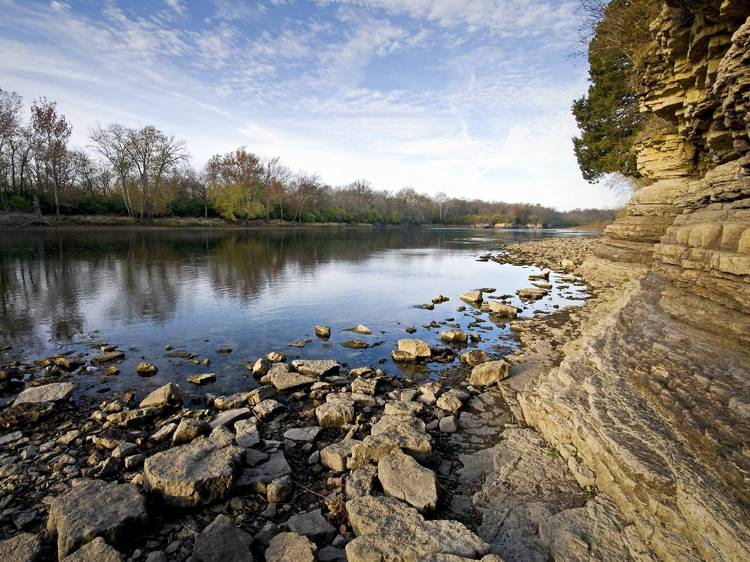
[518,3,750,561]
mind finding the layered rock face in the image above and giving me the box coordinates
[520,3,750,561]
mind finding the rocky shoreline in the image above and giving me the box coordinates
[0,235,642,562]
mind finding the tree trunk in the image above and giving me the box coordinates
[33,194,42,220]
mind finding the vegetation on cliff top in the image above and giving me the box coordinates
[0,89,612,228]
[572,0,660,183]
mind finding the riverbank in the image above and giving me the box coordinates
[0,234,647,562]
[0,212,605,232]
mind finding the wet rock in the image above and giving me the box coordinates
[346,465,377,498]
[0,430,22,446]
[0,532,42,562]
[187,373,216,385]
[486,301,518,318]
[352,324,372,335]
[173,418,210,444]
[265,371,315,391]
[397,339,431,359]
[292,359,340,377]
[460,290,483,304]
[321,438,360,471]
[392,350,416,362]
[0,402,54,428]
[47,479,147,560]
[517,287,547,300]
[106,407,159,428]
[469,360,510,386]
[135,362,158,376]
[460,350,489,367]
[284,426,321,442]
[288,339,313,348]
[14,382,77,406]
[143,437,243,507]
[266,532,317,562]
[345,495,489,561]
[139,383,181,408]
[342,339,369,349]
[440,330,468,343]
[192,514,253,562]
[61,537,123,562]
[315,325,331,338]
[378,449,438,511]
[91,351,125,365]
[287,508,336,543]
[316,401,354,428]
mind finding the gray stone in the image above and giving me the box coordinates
[234,418,261,448]
[0,532,42,562]
[236,450,291,493]
[345,495,489,561]
[210,407,251,429]
[143,438,243,507]
[193,514,253,562]
[14,382,76,406]
[378,449,438,511]
[173,418,209,444]
[47,480,146,560]
[460,350,489,367]
[284,426,321,442]
[346,465,377,498]
[266,532,317,562]
[253,399,284,420]
[287,508,336,543]
[439,416,458,433]
[61,537,122,562]
[265,372,315,391]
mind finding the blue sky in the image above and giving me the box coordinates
[0,0,626,210]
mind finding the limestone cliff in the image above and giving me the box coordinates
[517,2,750,561]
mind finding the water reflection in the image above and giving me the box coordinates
[0,227,588,396]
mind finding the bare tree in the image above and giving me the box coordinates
[434,191,449,223]
[290,173,321,223]
[90,124,135,216]
[30,97,72,215]
[260,156,291,221]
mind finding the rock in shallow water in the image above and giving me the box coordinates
[13,382,76,406]
[47,479,147,560]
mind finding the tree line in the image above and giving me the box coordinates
[0,89,613,227]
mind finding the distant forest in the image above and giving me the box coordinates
[0,90,614,227]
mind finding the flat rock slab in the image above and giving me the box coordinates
[144,438,243,507]
[47,479,146,560]
[192,514,253,562]
[397,339,431,358]
[140,383,182,408]
[378,449,438,511]
[345,495,489,561]
[235,450,291,493]
[265,372,315,391]
[14,382,76,406]
[210,407,251,429]
[0,532,42,562]
[266,532,317,562]
[61,537,123,562]
[292,359,340,377]
[284,426,321,442]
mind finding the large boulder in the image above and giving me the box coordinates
[143,437,243,507]
[469,360,510,386]
[266,532,317,562]
[0,532,42,562]
[61,537,123,562]
[345,496,489,561]
[192,514,253,562]
[378,449,438,511]
[14,382,76,406]
[47,480,146,560]
[397,339,431,359]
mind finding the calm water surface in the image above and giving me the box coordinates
[0,227,589,399]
